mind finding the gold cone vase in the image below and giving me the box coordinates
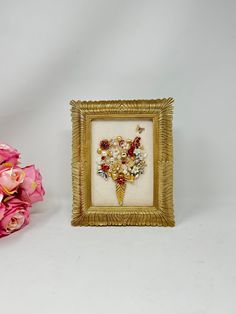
[115,182,126,206]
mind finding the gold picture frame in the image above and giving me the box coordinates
[70,98,174,227]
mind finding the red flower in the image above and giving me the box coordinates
[128,146,134,157]
[116,177,126,185]
[100,140,110,150]
[101,164,109,172]
[133,137,141,148]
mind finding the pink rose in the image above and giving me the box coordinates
[19,165,45,204]
[0,194,5,221]
[0,143,20,168]
[0,166,25,195]
[0,198,30,237]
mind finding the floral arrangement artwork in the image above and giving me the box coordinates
[0,143,45,238]
[96,125,147,205]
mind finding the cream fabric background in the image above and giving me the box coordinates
[91,119,153,206]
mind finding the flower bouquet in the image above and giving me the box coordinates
[96,126,147,206]
[0,143,45,238]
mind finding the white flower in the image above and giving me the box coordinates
[96,157,103,164]
[113,149,119,157]
[132,166,139,174]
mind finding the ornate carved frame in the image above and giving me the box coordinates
[70,98,174,226]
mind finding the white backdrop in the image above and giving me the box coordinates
[1,1,236,314]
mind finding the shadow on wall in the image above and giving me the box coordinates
[174,127,215,224]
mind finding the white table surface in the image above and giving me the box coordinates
[1,198,235,314]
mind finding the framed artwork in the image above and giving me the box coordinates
[70,98,174,227]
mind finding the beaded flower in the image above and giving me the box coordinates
[96,126,147,205]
